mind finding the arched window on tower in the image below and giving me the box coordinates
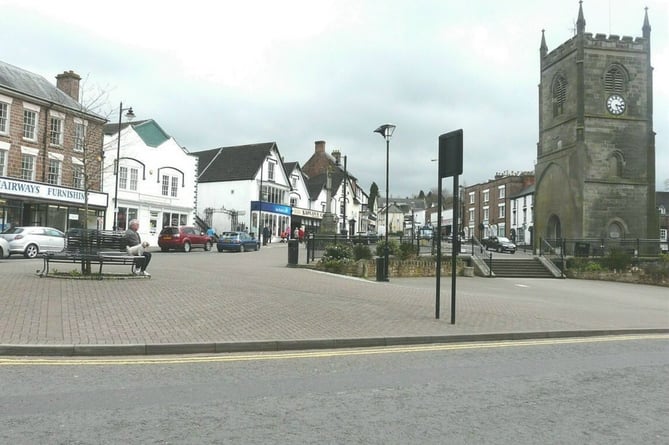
[608,221,624,239]
[604,65,628,93]
[607,151,625,178]
[552,75,567,117]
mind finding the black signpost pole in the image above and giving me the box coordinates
[437,129,463,323]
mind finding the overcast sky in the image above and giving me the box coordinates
[3,0,667,197]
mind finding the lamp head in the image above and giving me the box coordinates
[374,124,396,140]
[125,107,136,120]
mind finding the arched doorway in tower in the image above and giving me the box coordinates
[546,214,562,242]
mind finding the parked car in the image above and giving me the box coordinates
[0,237,9,258]
[158,226,212,252]
[417,226,434,240]
[352,231,379,245]
[217,231,259,252]
[481,236,516,254]
[0,226,65,258]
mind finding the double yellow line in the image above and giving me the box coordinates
[1,334,666,367]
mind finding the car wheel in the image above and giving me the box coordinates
[183,241,191,253]
[496,247,501,253]
[204,241,212,251]
[241,245,246,253]
[217,247,223,252]
[24,244,39,258]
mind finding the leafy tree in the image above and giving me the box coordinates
[368,182,379,211]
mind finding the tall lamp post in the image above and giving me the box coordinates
[374,123,396,281]
[113,102,135,231]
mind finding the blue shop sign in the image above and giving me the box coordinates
[251,201,292,215]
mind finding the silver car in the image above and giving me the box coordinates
[0,226,65,258]
[0,237,9,258]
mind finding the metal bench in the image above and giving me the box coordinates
[38,229,145,278]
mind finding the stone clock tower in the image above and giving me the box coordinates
[534,2,657,246]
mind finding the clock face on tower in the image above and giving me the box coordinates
[606,94,626,115]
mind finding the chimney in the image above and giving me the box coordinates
[332,149,341,165]
[315,140,326,154]
[55,70,81,101]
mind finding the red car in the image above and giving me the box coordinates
[158,226,212,252]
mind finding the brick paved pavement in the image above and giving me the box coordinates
[0,242,667,355]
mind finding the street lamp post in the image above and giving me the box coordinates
[374,123,396,281]
[113,102,135,231]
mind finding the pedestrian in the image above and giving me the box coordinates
[298,227,305,243]
[293,227,299,240]
[262,225,270,246]
[125,219,151,277]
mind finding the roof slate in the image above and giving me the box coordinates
[0,60,103,120]
[194,142,277,182]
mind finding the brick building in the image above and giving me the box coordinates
[0,61,107,231]
[462,172,535,241]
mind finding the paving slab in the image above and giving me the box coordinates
[0,243,667,355]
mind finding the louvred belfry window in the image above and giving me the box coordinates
[552,76,567,117]
[604,66,626,93]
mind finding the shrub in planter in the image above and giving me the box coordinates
[603,248,632,271]
[376,239,400,257]
[322,243,353,261]
[318,243,354,273]
[398,242,418,260]
[352,243,373,261]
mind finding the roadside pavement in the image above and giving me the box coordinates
[0,241,667,356]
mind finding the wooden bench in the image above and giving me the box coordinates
[38,229,146,279]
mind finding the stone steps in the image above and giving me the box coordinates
[487,258,556,278]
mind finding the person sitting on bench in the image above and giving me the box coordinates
[125,219,151,277]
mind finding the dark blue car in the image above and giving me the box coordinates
[217,231,259,252]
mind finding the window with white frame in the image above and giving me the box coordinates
[21,153,36,180]
[498,185,505,199]
[660,229,667,242]
[129,168,138,191]
[483,207,489,222]
[469,192,475,204]
[291,175,298,188]
[268,162,275,181]
[49,113,64,147]
[161,175,170,196]
[468,209,474,222]
[0,100,9,134]
[119,166,128,189]
[0,147,7,176]
[72,164,84,189]
[23,109,38,140]
[170,176,178,197]
[498,203,505,218]
[482,189,489,203]
[74,120,86,151]
[47,158,62,185]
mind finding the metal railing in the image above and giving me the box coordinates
[540,238,565,274]
[542,238,663,258]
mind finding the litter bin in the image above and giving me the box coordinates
[288,239,299,265]
[376,257,387,281]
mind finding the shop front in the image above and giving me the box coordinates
[250,201,291,241]
[290,207,323,236]
[0,177,107,232]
